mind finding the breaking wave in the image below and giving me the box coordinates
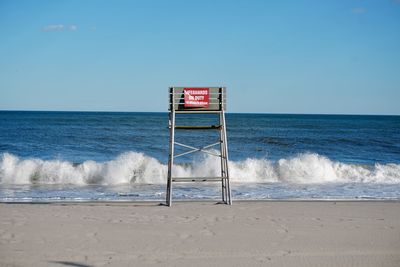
[1,152,400,185]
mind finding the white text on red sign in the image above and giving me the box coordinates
[184,88,209,107]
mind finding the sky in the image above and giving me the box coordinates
[0,0,399,114]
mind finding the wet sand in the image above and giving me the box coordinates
[1,201,399,267]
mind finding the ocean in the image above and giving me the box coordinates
[0,111,399,202]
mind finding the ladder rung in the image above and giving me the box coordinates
[173,125,222,130]
[171,177,226,182]
[174,110,223,114]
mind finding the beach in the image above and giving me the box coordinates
[2,0,400,265]
[1,201,399,267]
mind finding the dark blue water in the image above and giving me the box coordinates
[1,111,399,201]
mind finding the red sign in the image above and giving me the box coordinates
[184,88,209,107]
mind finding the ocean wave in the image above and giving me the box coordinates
[1,152,400,185]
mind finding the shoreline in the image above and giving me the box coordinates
[1,198,400,205]
[1,201,399,266]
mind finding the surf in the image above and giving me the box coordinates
[1,152,400,185]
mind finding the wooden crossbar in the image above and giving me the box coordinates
[172,177,226,182]
[174,125,221,130]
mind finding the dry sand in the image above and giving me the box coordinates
[1,201,399,267]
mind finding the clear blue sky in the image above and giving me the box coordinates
[1,0,399,114]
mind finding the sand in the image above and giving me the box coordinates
[0,201,399,267]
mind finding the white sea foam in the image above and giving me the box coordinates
[0,152,167,185]
[1,152,400,185]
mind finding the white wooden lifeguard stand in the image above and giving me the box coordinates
[166,87,232,206]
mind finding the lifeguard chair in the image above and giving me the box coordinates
[166,87,232,206]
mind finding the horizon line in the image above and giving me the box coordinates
[0,109,399,117]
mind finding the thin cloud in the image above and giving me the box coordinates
[42,24,64,32]
[352,7,367,14]
[41,24,78,32]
